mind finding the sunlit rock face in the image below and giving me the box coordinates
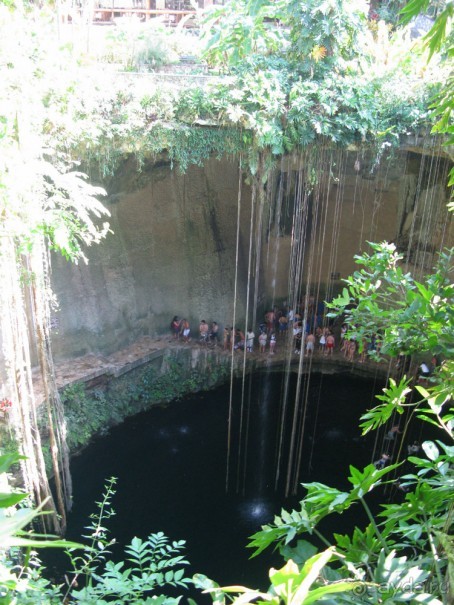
[49,148,452,360]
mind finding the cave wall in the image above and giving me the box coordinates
[49,148,452,361]
[50,157,252,358]
[261,149,452,303]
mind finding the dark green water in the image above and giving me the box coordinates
[46,371,385,600]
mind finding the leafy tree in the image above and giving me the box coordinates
[225,244,453,605]
[196,550,366,605]
[0,6,110,532]
[0,467,195,604]
[195,0,448,162]
[0,452,81,603]
[201,0,284,70]
[280,0,369,77]
[400,0,454,206]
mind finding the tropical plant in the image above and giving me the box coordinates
[0,461,195,604]
[226,243,453,605]
[61,477,193,605]
[280,0,369,77]
[328,242,453,358]
[327,242,453,432]
[196,549,366,605]
[0,5,111,532]
[0,452,81,604]
[400,0,454,206]
[200,0,284,70]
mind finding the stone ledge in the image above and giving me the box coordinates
[32,335,393,404]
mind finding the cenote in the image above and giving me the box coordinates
[46,370,386,597]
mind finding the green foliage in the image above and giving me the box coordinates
[0,453,81,604]
[0,468,195,604]
[70,533,191,604]
[248,463,400,558]
[205,550,365,605]
[97,19,201,71]
[399,0,454,208]
[131,32,177,72]
[328,242,454,359]
[63,478,193,605]
[59,383,112,451]
[201,0,284,70]
[240,241,453,605]
[359,377,412,434]
[282,0,369,77]
[246,449,451,602]
[0,0,445,178]
[371,1,407,25]
[0,9,111,263]
[201,0,368,79]
[103,22,178,71]
[62,476,119,601]
[58,356,231,453]
[328,242,453,441]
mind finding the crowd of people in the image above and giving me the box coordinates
[169,302,381,360]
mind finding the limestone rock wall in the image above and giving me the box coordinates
[51,157,252,358]
[49,149,452,360]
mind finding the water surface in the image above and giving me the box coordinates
[50,371,384,598]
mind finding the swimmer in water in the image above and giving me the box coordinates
[374,453,391,470]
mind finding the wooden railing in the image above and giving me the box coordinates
[93,7,196,23]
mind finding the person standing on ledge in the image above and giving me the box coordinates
[306,333,315,355]
[181,318,190,343]
[269,332,276,354]
[259,330,267,353]
[326,332,335,356]
[265,309,275,334]
[246,328,255,352]
[223,326,231,350]
[171,316,181,340]
[210,321,219,345]
[199,320,209,343]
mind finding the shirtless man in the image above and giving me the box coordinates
[347,339,356,361]
[278,315,288,335]
[265,310,275,334]
[306,333,315,355]
[325,333,335,356]
[234,328,245,350]
[199,320,209,343]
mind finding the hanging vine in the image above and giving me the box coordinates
[0,82,110,531]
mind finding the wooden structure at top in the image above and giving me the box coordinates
[93,0,227,25]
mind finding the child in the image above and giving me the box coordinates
[223,327,231,350]
[259,331,267,353]
[269,332,276,354]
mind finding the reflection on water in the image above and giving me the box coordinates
[46,372,384,596]
[237,497,275,525]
